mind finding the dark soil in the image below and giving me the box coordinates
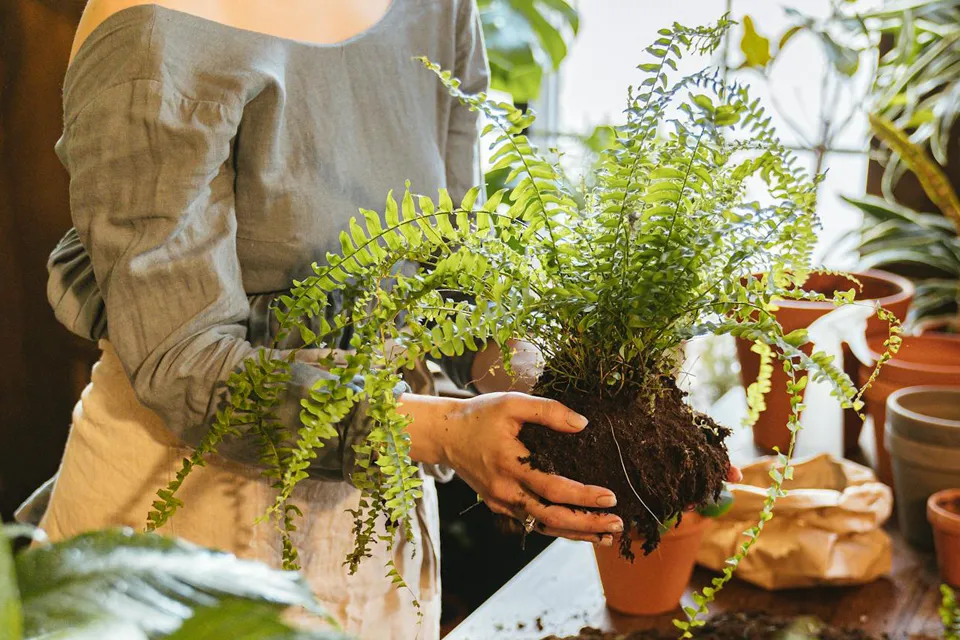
[518,378,731,558]
[541,612,876,640]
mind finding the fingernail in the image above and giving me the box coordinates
[596,494,617,508]
[599,535,613,547]
[567,412,589,430]
[609,520,624,533]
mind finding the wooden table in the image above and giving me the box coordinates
[445,376,946,639]
[445,524,944,640]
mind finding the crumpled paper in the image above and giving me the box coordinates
[697,453,893,590]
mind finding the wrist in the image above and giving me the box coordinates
[397,393,464,467]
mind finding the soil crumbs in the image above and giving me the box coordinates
[541,612,876,640]
[519,379,730,557]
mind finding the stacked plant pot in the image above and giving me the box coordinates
[736,270,913,454]
[928,489,960,588]
[858,337,960,486]
[883,387,960,587]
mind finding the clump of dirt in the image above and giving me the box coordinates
[541,612,876,640]
[518,378,730,558]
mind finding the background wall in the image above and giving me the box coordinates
[0,0,96,521]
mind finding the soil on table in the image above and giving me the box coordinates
[518,377,731,558]
[541,612,878,640]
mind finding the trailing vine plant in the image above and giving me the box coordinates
[944,584,960,640]
[145,17,898,624]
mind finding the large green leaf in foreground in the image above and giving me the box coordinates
[14,529,334,639]
[1,523,24,640]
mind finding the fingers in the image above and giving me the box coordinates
[520,468,617,510]
[504,393,588,433]
[536,526,615,547]
[487,488,623,536]
[727,465,743,483]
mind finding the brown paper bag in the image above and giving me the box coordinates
[696,453,893,590]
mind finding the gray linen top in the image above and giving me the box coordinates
[48,0,488,482]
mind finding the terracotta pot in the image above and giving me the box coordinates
[594,513,708,616]
[859,337,960,486]
[736,270,912,454]
[928,489,960,587]
[913,316,960,336]
[886,386,960,549]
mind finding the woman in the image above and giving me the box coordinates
[34,1,628,638]
[34,1,740,636]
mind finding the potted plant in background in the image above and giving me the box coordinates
[851,110,960,339]
[142,19,897,632]
[740,1,960,482]
[727,7,916,457]
[734,269,912,455]
[847,193,959,335]
[849,113,960,485]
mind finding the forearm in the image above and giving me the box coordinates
[397,393,464,467]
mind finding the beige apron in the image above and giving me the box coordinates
[37,340,443,639]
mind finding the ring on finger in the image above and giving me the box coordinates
[522,514,537,533]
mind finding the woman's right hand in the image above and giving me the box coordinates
[400,392,623,546]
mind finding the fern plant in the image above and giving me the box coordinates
[146,18,898,631]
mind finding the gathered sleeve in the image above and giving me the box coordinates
[56,79,388,483]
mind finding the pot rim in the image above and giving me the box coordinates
[615,511,709,545]
[888,386,960,430]
[927,489,960,536]
[866,335,960,375]
[769,269,915,311]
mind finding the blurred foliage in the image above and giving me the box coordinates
[734,3,867,187]
[478,0,580,103]
[855,0,960,170]
[739,2,960,326]
[844,192,960,327]
[738,0,960,189]
[1,525,347,640]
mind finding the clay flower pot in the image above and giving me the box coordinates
[913,316,960,336]
[859,338,960,487]
[736,270,912,454]
[928,489,960,587]
[594,513,708,616]
[886,387,960,550]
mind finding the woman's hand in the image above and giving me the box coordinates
[400,392,624,546]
